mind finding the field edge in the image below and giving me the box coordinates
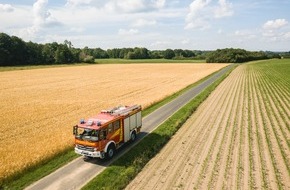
[81,65,236,190]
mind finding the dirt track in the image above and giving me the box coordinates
[126,63,290,190]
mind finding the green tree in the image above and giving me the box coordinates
[42,43,58,64]
[150,51,163,59]
[0,33,12,66]
[206,48,269,63]
[26,42,43,64]
[53,43,74,64]
[93,48,109,58]
[184,50,195,57]
[163,49,175,59]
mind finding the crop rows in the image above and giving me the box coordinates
[126,59,290,190]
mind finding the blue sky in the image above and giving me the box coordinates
[0,0,289,51]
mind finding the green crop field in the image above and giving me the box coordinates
[125,59,290,190]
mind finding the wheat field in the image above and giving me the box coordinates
[0,63,228,182]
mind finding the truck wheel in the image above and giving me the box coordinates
[131,131,136,142]
[106,144,115,160]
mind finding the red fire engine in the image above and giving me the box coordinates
[73,105,142,159]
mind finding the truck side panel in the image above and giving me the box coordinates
[123,110,142,143]
[137,111,142,128]
[129,114,137,130]
[124,117,130,142]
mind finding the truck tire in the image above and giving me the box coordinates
[131,131,136,142]
[106,144,115,160]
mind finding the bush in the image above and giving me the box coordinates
[206,48,271,63]
[83,56,95,63]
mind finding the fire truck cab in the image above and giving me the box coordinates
[73,105,142,159]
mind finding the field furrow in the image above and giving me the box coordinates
[127,66,235,190]
[257,69,290,171]
[176,71,236,189]
[208,68,243,190]
[196,68,241,190]
[240,69,250,190]
[252,68,279,189]
[254,68,289,188]
[127,59,290,190]
[223,68,246,190]
[247,67,264,189]
[261,67,290,118]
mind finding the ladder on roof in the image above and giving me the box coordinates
[112,105,141,116]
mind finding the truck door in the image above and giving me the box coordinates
[111,120,121,143]
[99,129,108,150]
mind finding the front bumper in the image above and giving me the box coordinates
[75,147,103,158]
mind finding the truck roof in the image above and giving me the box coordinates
[77,105,141,130]
[77,112,119,130]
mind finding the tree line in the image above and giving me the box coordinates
[0,33,204,66]
[205,48,281,63]
[0,32,284,66]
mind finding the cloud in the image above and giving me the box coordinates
[154,0,166,9]
[65,0,166,12]
[184,18,210,30]
[0,4,14,12]
[263,19,288,30]
[261,19,289,42]
[118,28,139,35]
[284,32,290,39]
[150,40,171,48]
[105,0,147,13]
[70,27,85,33]
[17,26,40,40]
[185,0,211,30]
[33,0,61,27]
[15,0,62,41]
[185,0,233,30]
[181,39,190,44]
[65,0,92,7]
[262,30,290,42]
[214,0,233,18]
[132,18,157,27]
[186,0,211,20]
[234,30,256,39]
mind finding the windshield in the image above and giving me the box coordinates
[74,127,99,141]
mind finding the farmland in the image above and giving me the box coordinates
[0,63,228,183]
[126,59,290,190]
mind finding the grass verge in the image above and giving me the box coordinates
[1,147,78,190]
[1,64,235,190]
[82,65,236,190]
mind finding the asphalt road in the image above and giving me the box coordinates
[25,64,233,190]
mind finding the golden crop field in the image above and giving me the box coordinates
[126,60,290,190]
[0,63,228,182]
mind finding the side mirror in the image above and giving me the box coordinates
[73,125,77,135]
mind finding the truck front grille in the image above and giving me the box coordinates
[76,145,94,152]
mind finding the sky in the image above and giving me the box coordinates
[0,0,290,51]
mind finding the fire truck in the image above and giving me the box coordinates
[73,105,142,159]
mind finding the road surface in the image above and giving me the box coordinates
[25,64,233,190]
